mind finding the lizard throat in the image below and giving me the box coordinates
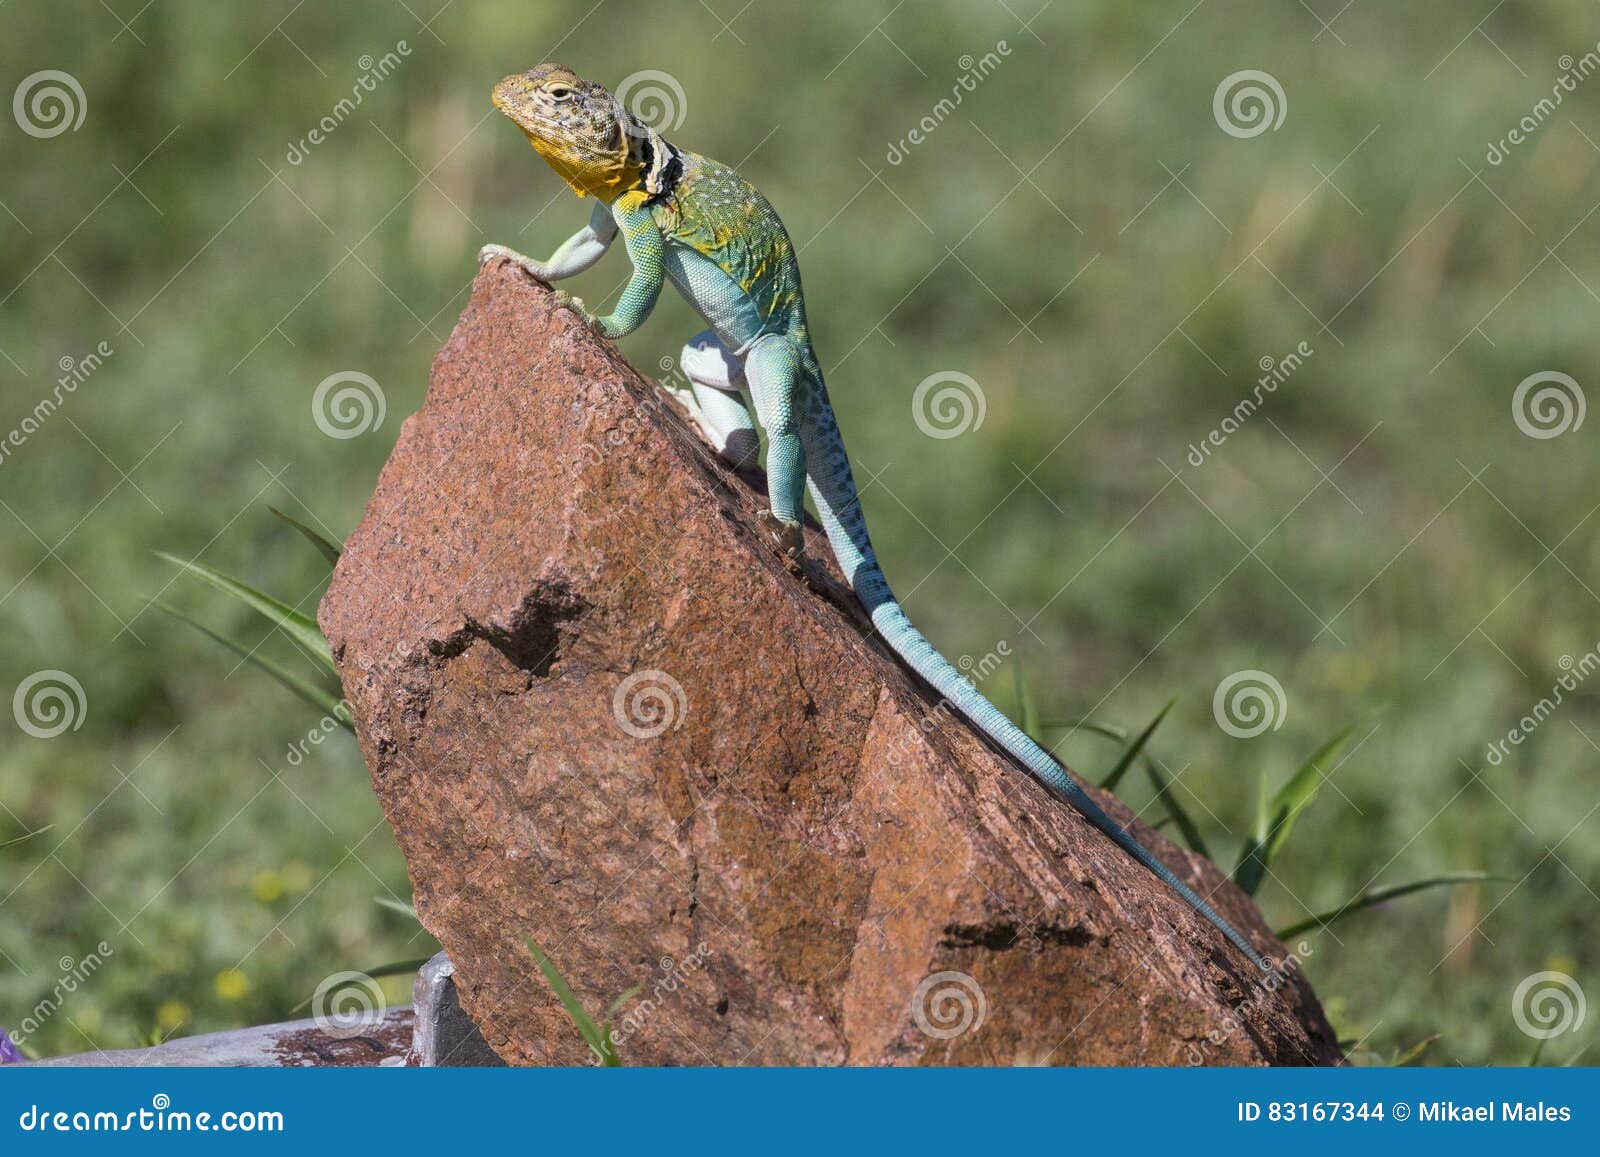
[521,125,682,204]
[524,131,640,202]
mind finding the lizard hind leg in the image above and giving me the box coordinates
[744,334,807,558]
[675,330,760,470]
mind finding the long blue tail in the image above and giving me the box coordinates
[798,399,1269,971]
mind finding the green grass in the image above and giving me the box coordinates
[3,1,1597,1064]
[525,939,640,1065]
[1061,700,1501,931]
[153,527,351,727]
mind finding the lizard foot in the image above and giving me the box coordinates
[479,244,549,281]
[756,511,804,570]
[552,290,611,338]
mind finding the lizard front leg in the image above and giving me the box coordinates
[562,191,664,339]
[479,202,618,282]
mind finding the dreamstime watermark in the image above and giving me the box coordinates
[0,341,113,470]
[13,70,86,138]
[885,41,1012,165]
[312,371,386,438]
[1186,940,1313,1063]
[1511,971,1585,1040]
[616,70,688,133]
[1212,669,1287,738]
[1213,70,1286,138]
[13,670,87,739]
[285,699,354,766]
[875,640,1012,774]
[912,371,986,439]
[1511,371,1584,439]
[9,942,115,1046]
[1187,340,1312,466]
[911,970,987,1040]
[285,42,412,165]
[310,970,387,1039]
[579,355,685,468]
[16,1094,284,1133]
[1486,46,1600,165]
[957,639,1012,684]
[599,941,714,1061]
[1486,645,1600,765]
[612,670,687,739]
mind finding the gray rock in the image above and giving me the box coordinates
[25,956,505,1067]
[27,1007,413,1067]
[410,953,506,1066]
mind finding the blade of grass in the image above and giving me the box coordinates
[1045,719,1128,744]
[359,959,432,980]
[373,895,419,922]
[154,552,334,672]
[156,603,349,728]
[1235,781,1270,895]
[525,937,608,1060]
[269,506,342,567]
[1051,714,1210,857]
[1099,700,1174,792]
[597,983,644,1066]
[1235,729,1350,896]
[1142,754,1211,860]
[1263,728,1350,863]
[1274,871,1506,938]
[1394,1034,1439,1066]
[1,824,53,849]
[1011,666,1041,744]
[604,984,642,1024]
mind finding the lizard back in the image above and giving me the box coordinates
[651,150,811,348]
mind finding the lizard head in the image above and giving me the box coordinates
[492,64,674,202]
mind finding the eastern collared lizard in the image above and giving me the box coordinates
[481,63,1270,972]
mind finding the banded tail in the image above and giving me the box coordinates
[797,392,1270,971]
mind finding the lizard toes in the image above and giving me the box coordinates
[756,511,804,564]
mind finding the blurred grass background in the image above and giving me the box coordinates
[2,1,1597,1064]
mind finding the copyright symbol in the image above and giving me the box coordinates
[1391,1102,1410,1121]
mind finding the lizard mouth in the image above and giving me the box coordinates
[494,103,563,148]
[491,79,541,131]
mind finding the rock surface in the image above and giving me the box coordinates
[318,259,1343,1066]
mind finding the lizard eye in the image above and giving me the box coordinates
[548,86,572,100]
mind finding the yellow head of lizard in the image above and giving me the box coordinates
[492,64,665,204]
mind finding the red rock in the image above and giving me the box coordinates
[318,259,1344,1066]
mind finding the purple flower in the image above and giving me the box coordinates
[0,1027,21,1064]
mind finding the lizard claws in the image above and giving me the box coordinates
[552,291,614,339]
[756,511,804,569]
[479,243,550,282]
[551,289,589,318]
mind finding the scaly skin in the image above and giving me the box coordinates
[485,63,1271,971]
